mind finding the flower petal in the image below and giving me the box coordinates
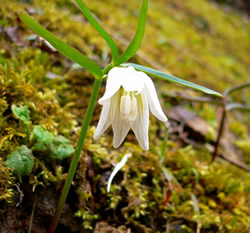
[93,99,112,139]
[130,92,149,150]
[100,67,146,105]
[112,113,130,148]
[144,76,168,122]
[107,153,132,192]
[99,67,124,104]
[121,67,145,93]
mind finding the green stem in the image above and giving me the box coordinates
[102,63,114,75]
[28,194,37,233]
[160,127,169,164]
[212,105,226,161]
[48,78,102,233]
[212,96,227,161]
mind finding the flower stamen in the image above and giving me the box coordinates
[120,91,139,121]
[120,94,131,118]
[129,96,137,121]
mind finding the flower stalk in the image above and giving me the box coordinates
[48,78,102,233]
[212,96,227,161]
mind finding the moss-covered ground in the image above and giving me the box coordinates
[0,0,249,232]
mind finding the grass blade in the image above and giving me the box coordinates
[114,0,148,66]
[20,12,102,79]
[75,0,118,61]
[123,63,222,97]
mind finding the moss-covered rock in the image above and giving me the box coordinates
[0,0,249,232]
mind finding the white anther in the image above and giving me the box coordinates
[120,95,131,116]
[128,96,138,121]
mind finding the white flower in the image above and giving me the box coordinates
[93,66,168,150]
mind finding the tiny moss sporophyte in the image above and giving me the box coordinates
[94,66,168,150]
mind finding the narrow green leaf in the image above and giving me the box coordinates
[123,63,222,97]
[75,0,118,61]
[224,81,250,96]
[160,127,169,162]
[19,12,102,79]
[114,0,148,66]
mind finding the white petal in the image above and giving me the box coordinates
[94,89,121,139]
[144,76,168,122]
[107,153,132,192]
[99,67,146,105]
[130,92,149,150]
[109,89,121,121]
[121,67,145,93]
[99,67,124,104]
[112,113,130,148]
[93,99,112,139]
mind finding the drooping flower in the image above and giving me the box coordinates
[93,66,168,150]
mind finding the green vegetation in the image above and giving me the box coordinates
[0,0,249,232]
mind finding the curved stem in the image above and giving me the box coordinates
[212,97,227,161]
[48,78,102,233]
[102,63,114,75]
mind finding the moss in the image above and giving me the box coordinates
[0,158,15,203]
[0,0,249,232]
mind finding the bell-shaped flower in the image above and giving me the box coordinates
[93,66,168,150]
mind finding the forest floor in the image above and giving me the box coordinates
[0,0,250,232]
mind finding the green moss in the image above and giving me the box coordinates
[0,0,249,232]
[0,158,15,203]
